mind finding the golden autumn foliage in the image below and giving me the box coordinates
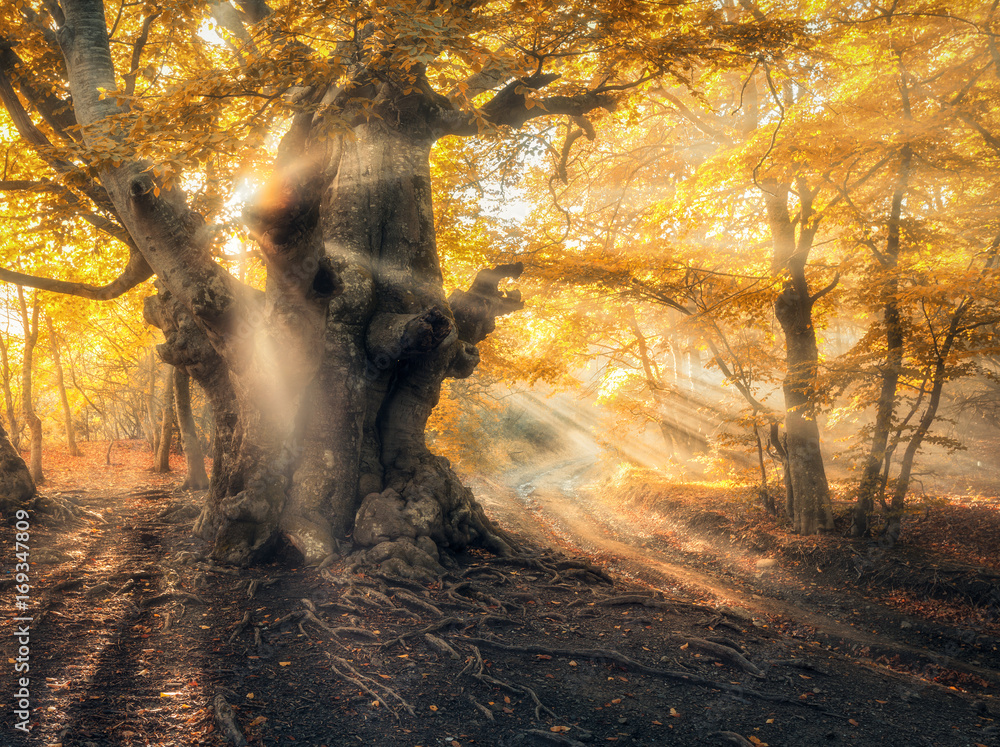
[0,0,997,531]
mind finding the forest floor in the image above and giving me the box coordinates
[0,440,997,747]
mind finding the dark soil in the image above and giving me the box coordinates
[0,470,998,746]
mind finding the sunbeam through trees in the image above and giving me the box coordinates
[0,1,999,745]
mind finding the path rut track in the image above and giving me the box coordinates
[475,454,1000,691]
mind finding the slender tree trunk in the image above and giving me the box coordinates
[755,424,775,514]
[16,287,42,485]
[146,347,159,455]
[884,302,969,545]
[154,366,175,473]
[765,183,833,534]
[628,307,710,460]
[852,147,911,537]
[768,421,795,519]
[628,307,681,459]
[173,368,209,489]
[45,316,80,457]
[0,333,18,451]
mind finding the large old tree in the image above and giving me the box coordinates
[0,0,759,566]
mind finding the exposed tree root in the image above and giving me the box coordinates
[461,644,557,720]
[461,566,511,583]
[212,694,248,747]
[197,562,241,577]
[393,589,443,617]
[156,500,201,524]
[706,615,747,634]
[228,611,252,643]
[380,616,469,649]
[30,493,96,525]
[317,599,362,615]
[265,600,379,642]
[453,637,833,710]
[51,577,86,592]
[325,654,415,717]
[673,636,764,677]
[709,732,754,746]
[115,578,138,596]
[767,658,833,676]
[483,552,612,586]
[424,632,461,659]
[141,590,206,607]
[245,577,278,599]
[466,693,495,720]
[582,593,716,615]
[372,571,430,593]
[85,581,112,598]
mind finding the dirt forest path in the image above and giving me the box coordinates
[474,451,1000,694]
[0,441,997,746]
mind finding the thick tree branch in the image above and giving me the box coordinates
[0,50,124,222]
[0,250,152,301]
[0,43,77,142]
[434,73,617,137]
[448,263,524,345]
[809,272,839,304]
[0,177,134,245]
[57,0,246,340]
[0,180,47,191]
[123,12,159,97]
[657,90,732,144]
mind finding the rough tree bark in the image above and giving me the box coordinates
[154,365,175,473]
[16,287,43,485]
[1,0,618,570]
[765,182,834,534]
[174,368,210,490]
[46,315,80,457]
[0,419,34,517]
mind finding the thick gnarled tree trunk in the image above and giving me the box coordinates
[29,0,617,569]
[139,122,521,569]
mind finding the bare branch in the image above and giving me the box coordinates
[0,53,124,221]
[124,12,160,97]
[0,177,134,246]
[0,43,77,142]
[448,263,524,344]
[809,272,840,304]
[657,90,732,143]
[434,73,617,137]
